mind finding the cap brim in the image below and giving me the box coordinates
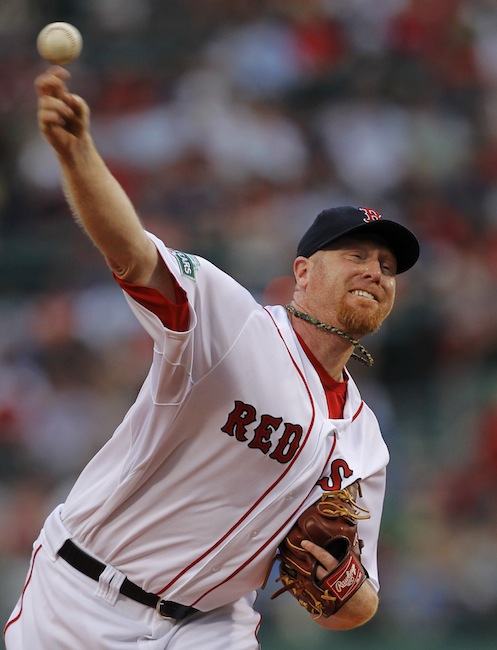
[320,220,420,274]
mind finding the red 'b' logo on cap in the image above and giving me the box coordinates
[359,207,382,223]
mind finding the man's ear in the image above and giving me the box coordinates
[293,256,310,288]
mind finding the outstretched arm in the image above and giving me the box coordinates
[35,66,174,298]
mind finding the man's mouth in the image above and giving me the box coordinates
[350,289,377,301]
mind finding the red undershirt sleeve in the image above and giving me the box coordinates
[114,270,189,332]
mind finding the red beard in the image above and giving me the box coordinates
[336,295,392,339]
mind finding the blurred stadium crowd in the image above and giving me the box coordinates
[1,1,497,648]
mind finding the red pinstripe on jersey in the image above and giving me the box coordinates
[352,401,364,421]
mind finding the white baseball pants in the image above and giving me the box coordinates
[4,513,261,649]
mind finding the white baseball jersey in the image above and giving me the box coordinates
[55,232,389,610]
[5,231,389,647]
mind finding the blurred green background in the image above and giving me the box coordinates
[2,1,497,648]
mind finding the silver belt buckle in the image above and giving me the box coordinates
[156,598,170,619]
[156,598,195,620]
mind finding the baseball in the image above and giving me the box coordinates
[37,22,83,65]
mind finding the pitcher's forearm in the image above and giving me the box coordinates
[57,135,157,284]
[36,66,162,288]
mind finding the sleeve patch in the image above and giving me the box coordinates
[171,250,200,280]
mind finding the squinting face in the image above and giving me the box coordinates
[296,235,397,338]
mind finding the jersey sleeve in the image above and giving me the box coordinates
[356,466,386,593]
[338,383,389,594]
[117,231,262,388]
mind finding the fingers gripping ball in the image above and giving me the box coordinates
[271,484,370,619]
[37,22,83,65]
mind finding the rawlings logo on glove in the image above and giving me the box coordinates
[271,484,370,619]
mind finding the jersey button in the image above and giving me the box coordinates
[212,566,220,573]
[251,530,259,538]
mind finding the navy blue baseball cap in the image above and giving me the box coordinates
[297,206,420,274]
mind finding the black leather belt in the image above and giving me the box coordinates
[58,539,197,620]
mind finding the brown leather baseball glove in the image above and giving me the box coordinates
[271,484,370,619]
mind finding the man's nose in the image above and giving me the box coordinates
[363,259,382,280]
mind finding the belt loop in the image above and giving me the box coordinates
[95,564,126,605]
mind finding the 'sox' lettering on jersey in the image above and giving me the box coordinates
[359,207,382,223]
[221,400,303,464]
[317,458,353,491]
[172,250,199,280]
